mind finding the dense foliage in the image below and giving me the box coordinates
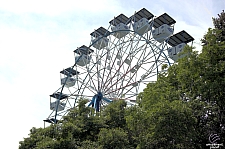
[19,11,225,148]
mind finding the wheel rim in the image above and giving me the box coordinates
[70,29,171,111]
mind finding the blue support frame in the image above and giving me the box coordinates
[88,92,112,112]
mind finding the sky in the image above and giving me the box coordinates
[0,0,224,148]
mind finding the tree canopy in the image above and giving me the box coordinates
[19,10,225,149]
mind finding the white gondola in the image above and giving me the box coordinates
[91,36,109,50]
[168,43,186,61]
[111,23,130,38]
[133,18,150,35]
[75,55,91,66]
[152,24,173,42]
[50,101,66,112]
[61,77,76,88]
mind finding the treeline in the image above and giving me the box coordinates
[19,11,225,149]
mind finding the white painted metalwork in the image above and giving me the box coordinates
[45,8,194,124]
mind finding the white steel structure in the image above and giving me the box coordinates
[44,8,194,124]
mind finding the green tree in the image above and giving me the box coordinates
[19,99,130,149]
[202,10,225,44]
[98,128,129,149]
[149,100,197,149]
[102,100,127,128]
[198,28,225,144]
[213,10,225,42]
[133,72,198,148]
[19,99,103,149]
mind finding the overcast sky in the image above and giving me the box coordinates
[0,0,224,148]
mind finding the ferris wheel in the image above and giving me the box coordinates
[44,8,194,124]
